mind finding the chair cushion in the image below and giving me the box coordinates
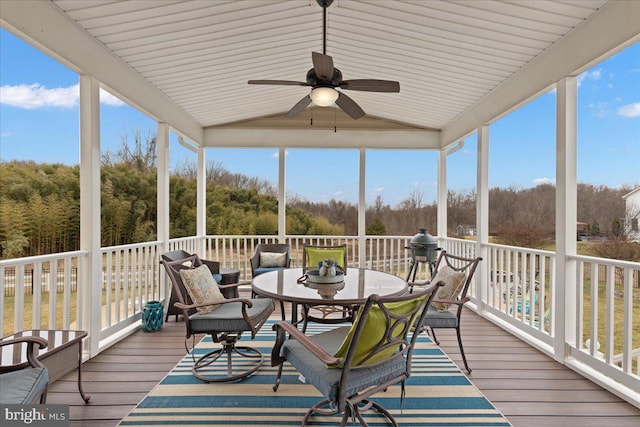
[332,295,425,366]
[422,305,458,328]
[282,327,406,403]
[259,252,288,268]
[179,264,225,314]
[0,367,48,404]
[254,267,287,276]
[305,247,346,269]
[188,298,275,333]
[431,266,465,311]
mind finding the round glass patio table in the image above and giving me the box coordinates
[251,267,407,325]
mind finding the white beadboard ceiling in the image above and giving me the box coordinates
[28,0,626,136]
[46,0,611,129]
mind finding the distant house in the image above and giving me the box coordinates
[622,187,640,242]
[455,224,476,237]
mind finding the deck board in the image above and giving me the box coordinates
[47,306,640,427]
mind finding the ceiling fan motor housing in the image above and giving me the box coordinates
[306,68,342,87]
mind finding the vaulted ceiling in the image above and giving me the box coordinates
[1,0,638,147]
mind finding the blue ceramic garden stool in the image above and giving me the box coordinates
[142,301,164,332]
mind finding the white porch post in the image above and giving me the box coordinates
[555,76,578,361]
[197,145,207,255]
[437,149,447,240]
[278,147,286,243]
[79,75,101,357]
[476,126,490,310]
[358,148,366,268]
[157,123,170,301]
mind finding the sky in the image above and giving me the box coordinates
[1,28,638,207]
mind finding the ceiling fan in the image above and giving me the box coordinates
[247,0,400,120]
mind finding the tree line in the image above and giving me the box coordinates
[1,133,637,259]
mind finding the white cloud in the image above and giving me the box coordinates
[617,102,640,118]
[587,101,609,118]
[373,187,384,193]
[1,83,78,109]
[100,89,126,106]
[0,132,13,137]
[577,68,603,87]
[0,83,125,109]
[533,177,555,185]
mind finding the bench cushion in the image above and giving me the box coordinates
[0,367,48,404]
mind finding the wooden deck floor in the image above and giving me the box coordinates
[48,306,640,427]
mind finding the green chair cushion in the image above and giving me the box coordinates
[305,247,346,269]
[332,295,425,367]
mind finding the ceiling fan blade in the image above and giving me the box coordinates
[286,95,312,118]
[335,92,365,119]
[248,80,308,86]
[312,52,334,80]
[247,80,309,86]
[340,79,400,92]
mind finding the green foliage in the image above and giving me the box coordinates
[1,150,343,257]
[366,217,387,235]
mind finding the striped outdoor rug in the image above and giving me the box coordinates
[120,322,511,426]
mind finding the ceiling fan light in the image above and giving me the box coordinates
[310,87,338,107]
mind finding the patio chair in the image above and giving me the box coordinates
[300,244,350,332]
[271,281,441,426]
[408,250,482,374]
[0,336,49,404]
[249,243,292,277]
[161,254,275,382]
[249,243,291,320]
[161,250,222,321]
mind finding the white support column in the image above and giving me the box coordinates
[157,123,170,301]
[358,148,366,268]
[437,150,447,239]
[476,126,490,311]
[555,76,578,362]
[278,147,286,243]
[197,145,207,255]
[79,75,101,357]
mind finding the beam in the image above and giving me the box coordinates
[203,128,440,149]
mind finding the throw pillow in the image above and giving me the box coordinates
[431,266,466,311]
[331,295,426,367]
[179,264,225,314]
[259,251,288,268]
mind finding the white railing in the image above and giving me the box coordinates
[0,250,88,337]
[202,235,433,283]
[438,237,639,405]
[568,254,640,391]
[1,235,638,406]
[484,243,555,342]
[99,241,163,340]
